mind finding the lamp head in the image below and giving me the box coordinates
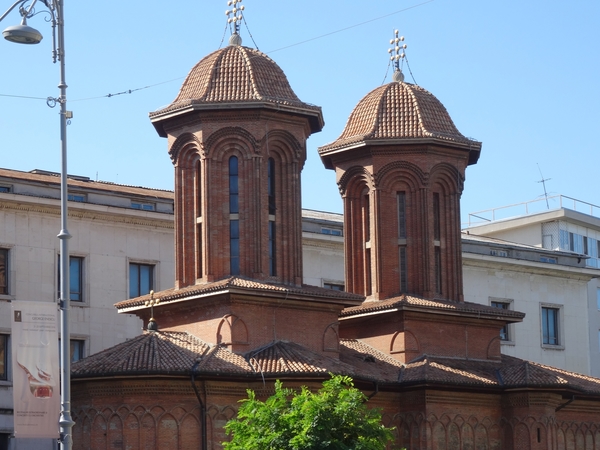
[3,23,43,44]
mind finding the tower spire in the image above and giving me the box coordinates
[388,30,407,82]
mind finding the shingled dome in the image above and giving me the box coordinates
[150,44,323,136]
[318,81,481,166]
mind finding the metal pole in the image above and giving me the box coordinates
[55,1,74,448]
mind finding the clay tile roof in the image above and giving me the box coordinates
[318,82,481,154]
[114,276,364,312]
[149,45,322,132]
[397,354,600,395]
[246,341,355,376]
[71,331,211,378]
[71,333,600,395]
[340,294,525,321]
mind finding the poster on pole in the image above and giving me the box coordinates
[11,301,60,439]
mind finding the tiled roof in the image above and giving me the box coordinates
[72,333,600,396]
[71,331,211,377]
[0,167,173,198]
[114,276,364,312]
[340,294,525,321]
[150,45,321,119]
[319,82,481,153]
[400,355,600,395]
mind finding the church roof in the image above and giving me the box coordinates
[114,276,364,313]
[318,81,481,167]
[71,331,600,397]
[340,294,525,322]
[149,44,323,135]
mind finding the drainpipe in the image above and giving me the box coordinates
[367,382,379,401]
[191,361,208,450]
[555,395,575,412]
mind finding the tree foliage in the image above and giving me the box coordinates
[223,374,395,450]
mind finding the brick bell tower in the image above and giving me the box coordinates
[150,31,323,289]
[319,34,481,302]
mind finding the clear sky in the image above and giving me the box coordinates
[1,0,598,225]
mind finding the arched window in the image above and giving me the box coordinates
[433,192,442,294]
[397,191,408,293]
[195,160,202,277]
[268,158,276,276]
[229,156,240,275]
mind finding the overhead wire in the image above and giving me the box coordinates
[0,0,434,103]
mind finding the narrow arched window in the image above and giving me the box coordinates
[363,191,371,296]
[196,160,203,277]
[229,156,240,275]
[397,191,408,293]
[268,158,276,276]
[433,192,442,294]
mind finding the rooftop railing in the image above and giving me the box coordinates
[465,195,600,227]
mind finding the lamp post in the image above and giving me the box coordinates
[1,1,74,448]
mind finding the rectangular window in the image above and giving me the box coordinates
[321,228,342,236]
[491,301,510,341]
[129,263,154,298]
[59,338,85,363]
[597,288,600,310]
[323,283,344,291]
[58,256,84,302]
[0,186,10,193]
[434,246,442,294]
[70,340,84,363]
[68,193,86,202]
[230,220,240,275]
[0,334,7,381]
[0,248,7,295]
[397,192,407,239]
[433,193,441,241]
[542,306,560,345]
[268,221,276,276]
[399,246,408,293]
[131,201,155,211]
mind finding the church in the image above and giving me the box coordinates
[71,5,600,449]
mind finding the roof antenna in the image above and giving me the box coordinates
[537,163,551,209]
[388,30,407,83]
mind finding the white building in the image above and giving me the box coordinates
[0,168,175,449]
[464,195,600,376]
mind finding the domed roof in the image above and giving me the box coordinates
[318,81,480,162]
[150,44,323,136]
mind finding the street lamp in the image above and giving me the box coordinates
[1,1,74,449]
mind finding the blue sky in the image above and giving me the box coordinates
[1,0,598,224]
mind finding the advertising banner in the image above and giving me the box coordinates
[11,301,60,439]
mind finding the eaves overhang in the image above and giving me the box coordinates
[150,101,324,138]
[319,137,481,170]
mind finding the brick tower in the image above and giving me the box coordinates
[150,34,323,288]
[319,43,481,302]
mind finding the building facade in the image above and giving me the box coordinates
[464,199,600,376]
[0,168,175,450]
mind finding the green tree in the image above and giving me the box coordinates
[223,374,395,450]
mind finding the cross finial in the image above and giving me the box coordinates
[388,30,407,83]
[226,0,245,46]
[144,290,160,331]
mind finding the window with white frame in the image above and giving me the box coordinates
[541,306,561,346]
